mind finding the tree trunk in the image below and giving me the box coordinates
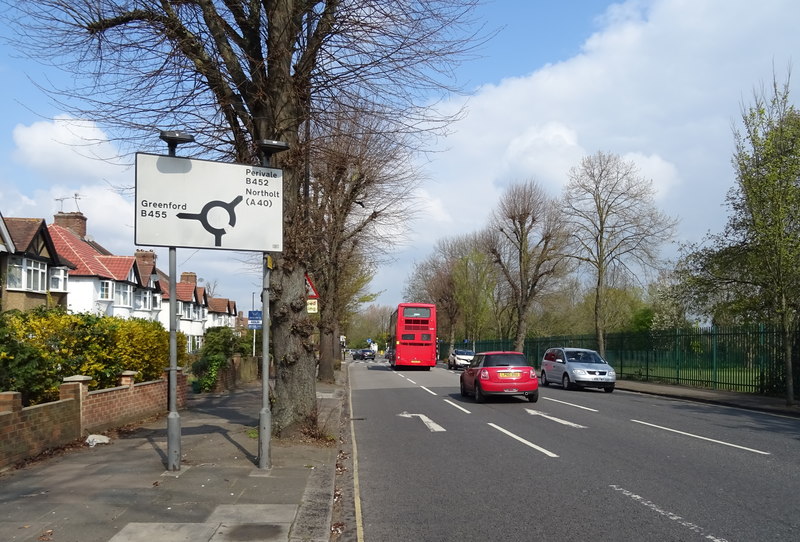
[318,325,336,383]
[271,263,317,436]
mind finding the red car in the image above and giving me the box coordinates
[460,351,539,403]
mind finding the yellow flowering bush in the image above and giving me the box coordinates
[0,306,180,406]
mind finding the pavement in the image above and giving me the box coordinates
[0,368,347,542]
[1,360,798,542]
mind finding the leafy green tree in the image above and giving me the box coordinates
[678,73,800,405]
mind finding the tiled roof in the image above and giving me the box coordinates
[175,281,197,303]
[5,217,46,253]
[97,255,136,281]
[208,297,230,314]
[5,217,74,267]
[49,224,118,278]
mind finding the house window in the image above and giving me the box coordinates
[114,282,132,306]
[99,280,113,300]
[153,294,162,309]
[49,267,69,292]
[6,256,48,292]
[182,302,192,319]
[134,289,152,310]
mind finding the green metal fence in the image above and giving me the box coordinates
[470,324,796,396]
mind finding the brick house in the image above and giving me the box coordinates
[48,212,159,319]
[0,211,74,312]
[1,210,241,348]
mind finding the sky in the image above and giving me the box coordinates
[1,0,800,313]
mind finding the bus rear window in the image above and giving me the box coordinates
[403,307,431,318]
[421,334,432,341]
[401,333,415,340]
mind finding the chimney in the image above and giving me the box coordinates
[135,249,156,267]
[54,212,87,239]
[180,271,197,284]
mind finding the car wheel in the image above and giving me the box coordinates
[460,378,468,397]
[527,390,539,403]
[562,374,571,390]
[604,384,615,393]
[540,371,549,387]
[474,382,485,403]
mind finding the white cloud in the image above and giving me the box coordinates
[12,115,129,185]
[374,0,800,305]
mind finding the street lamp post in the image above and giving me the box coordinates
[256,139,289,470]
[159,130,194,471]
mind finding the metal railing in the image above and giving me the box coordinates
[469,324,797,396]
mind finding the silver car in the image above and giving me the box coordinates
[448,349,475,369]
[540,347,616,392]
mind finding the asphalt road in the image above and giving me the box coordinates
[344,360,800,542]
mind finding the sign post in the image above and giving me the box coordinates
[135,138,286,472]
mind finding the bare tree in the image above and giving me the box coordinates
[563,151,677,356]
[6,0,487,435]
[484,180,569,352]
[404,248,459,352]
[308,102,419,382]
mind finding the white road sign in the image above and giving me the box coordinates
[135,152,283,251]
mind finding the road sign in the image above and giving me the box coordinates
[134,153,283,252]
[248,310,263,329]
[305,273,319,299]
[306,299,318,313]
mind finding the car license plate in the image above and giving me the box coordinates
[498,371,518,378]
[411,360,420,364]
[504,388,518,393]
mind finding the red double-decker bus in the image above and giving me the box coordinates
[388,303,437,370]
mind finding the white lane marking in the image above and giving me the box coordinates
[543,397,599,411]
[406,378,417,384]
[488,423,558,458]
[444,399,471,414]
[609,485,729,542]
[631,419,771,455]
[525,408,587,428]
[398,412,446,432]
[420,386,437,396]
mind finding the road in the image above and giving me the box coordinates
[343,359,800,542]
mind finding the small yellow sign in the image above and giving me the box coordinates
[307,299,319,313]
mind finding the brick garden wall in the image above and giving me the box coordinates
[0,370,187,472]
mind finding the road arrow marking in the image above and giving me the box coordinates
[525,409,587,428]
[398,411,446,432]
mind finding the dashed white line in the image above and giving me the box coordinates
[609,485,729,541]
[525,408,587,428]
[444,399,471,414]
[488,423,558,457]
[419,386,437,396]
[631,419,771,455]
[543,397,599,411]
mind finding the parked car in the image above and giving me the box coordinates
[448,349,475,369]
[353,348,376,361]
[540,347,616,392]
[459,351,539,403]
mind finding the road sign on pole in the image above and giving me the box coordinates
[135,153,283,251]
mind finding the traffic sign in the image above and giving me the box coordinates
[305,273,319,299]
[135,153,283,252]
[248,310,262,329]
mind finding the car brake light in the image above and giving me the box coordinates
[530,369,537,379]
[480,369,489,380]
